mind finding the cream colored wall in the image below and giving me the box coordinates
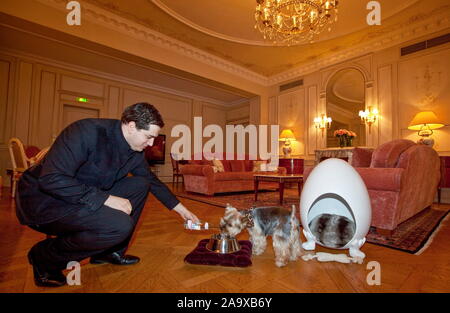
[396,47,450,152]
[226,103,250,125]
[0,0,268,98]
[0,49,249,185]
[275,35,450,165]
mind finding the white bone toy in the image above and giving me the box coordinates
[301,252,363,264]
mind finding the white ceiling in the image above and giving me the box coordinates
[81,0,447,76]
[153,0,419,46]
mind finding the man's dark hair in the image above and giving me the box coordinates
[121,102,165,130]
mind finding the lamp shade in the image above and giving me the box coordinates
[279,129,296,141]
[408,111,444,131]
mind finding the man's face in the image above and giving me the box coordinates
[123,122,161,152]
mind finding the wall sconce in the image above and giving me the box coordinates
[313,114,332,137]
[407,111,444,147]
[279,129,296,158]
[359,106,379,133]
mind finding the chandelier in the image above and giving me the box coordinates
[254,0,339,45]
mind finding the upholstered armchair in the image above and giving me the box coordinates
[8,138,50,198]
[351,139,440,233]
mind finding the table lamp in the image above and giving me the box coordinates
[407,111,444,147]
[279,129,296,158]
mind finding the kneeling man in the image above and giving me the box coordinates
[16,102,199,287]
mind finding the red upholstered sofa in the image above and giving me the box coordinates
[305,139,441,233]
[180,154,285,195]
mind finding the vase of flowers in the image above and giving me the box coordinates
[334,129,357,147]
[334,129,347,148]
[346,131,357,147]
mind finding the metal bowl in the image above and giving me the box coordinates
[206,233,241,254]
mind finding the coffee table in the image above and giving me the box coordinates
[254,173,304,205]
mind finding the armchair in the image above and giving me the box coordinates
[7,138,50,198]
[352,139,440,233]
[8,138,30,198]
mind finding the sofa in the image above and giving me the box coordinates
[180,154,286,195]
[305,139,441,233]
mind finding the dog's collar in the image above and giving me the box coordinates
[239,208,254,229]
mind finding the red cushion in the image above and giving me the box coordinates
[229,160,246,172]
[214,172,253,181]
[370,139,415,168]
[184,239,252,267]
[25,145,40,158]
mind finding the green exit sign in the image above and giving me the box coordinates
[77,97,88,103]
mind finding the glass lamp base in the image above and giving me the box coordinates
[282,145,292,158]
[417,137,434,147]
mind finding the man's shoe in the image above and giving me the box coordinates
[90,252,140,265]
[27,251,66,287]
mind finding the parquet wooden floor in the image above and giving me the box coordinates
[1,185,449,293]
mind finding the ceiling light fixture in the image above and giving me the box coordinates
[254,0,339,46]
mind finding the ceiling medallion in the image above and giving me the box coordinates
[254,0,339,46]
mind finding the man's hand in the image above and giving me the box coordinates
[104,195,132,215]
[172,203,200,224]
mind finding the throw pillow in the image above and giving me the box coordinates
[253,160,267,172]
[212,158,225,172]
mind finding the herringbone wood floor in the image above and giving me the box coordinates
[1,185,450,293]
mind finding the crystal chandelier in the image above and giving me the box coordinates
[254,0,339,45]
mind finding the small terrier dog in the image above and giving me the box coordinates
[219,204,302,267]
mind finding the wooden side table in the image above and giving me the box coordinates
[254,174,303,205]
[279,158,304,174]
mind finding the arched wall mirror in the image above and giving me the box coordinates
[326,68,366,147]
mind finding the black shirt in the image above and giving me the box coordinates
[16,118,180,225]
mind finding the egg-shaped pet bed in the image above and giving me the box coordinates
[300,158,371,260]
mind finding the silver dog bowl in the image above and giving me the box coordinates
[206,233,241,254]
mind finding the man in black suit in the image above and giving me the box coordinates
[16,102,199,287]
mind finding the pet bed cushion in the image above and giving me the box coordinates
[184,239,252,267]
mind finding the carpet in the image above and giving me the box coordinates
[176,189,449,254]
[366,208,449,254]
[175,189,299,211]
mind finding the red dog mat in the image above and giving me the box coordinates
[184,239,252,267]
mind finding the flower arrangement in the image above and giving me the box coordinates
[333,129,357,147]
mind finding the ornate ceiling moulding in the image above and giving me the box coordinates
[32,0,450,87]
[268,9,450,85]
[35,0,270,86]
[151,0,272,46]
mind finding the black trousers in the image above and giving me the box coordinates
[29,176,150,271]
